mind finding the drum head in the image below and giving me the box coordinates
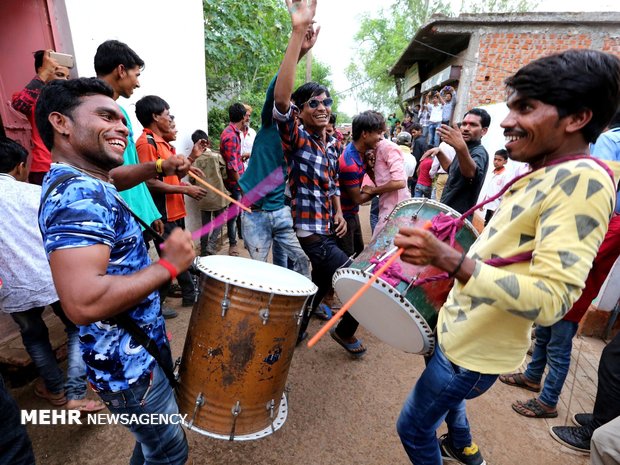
[195,255,317,296]
[333,269,435,355]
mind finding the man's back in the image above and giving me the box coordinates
[0,175,57,312]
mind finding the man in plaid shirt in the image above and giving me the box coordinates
[220,103,247,256]
[273,0,366,357]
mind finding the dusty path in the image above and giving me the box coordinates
[14,204,596,465]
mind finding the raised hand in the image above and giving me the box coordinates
[300,23,321,58]
[285,0,317,30]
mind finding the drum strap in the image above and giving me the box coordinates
[40,172,179,389]
[379,155,618,288]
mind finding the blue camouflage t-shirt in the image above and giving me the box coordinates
[39,163,166,392]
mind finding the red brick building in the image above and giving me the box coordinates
[390,12,620,119]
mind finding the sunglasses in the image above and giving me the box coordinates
[303,97,333,109]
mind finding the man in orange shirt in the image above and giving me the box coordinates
[135,95,207,307]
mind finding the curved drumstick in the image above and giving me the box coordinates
[187,171,251,213]
[307,220,433,348]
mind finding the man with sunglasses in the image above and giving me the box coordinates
[273,0,366,357]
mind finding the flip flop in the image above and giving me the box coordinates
[512,398,558,418]
[314,304,333,321]
[329,329,367,359]
[499,372,541,393]
[66,398,106,413]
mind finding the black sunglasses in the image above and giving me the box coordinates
[303,97,334,109]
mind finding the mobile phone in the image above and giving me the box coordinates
[49,51,74,68]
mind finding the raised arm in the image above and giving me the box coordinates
[274,0,317,113]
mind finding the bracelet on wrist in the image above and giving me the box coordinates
[157,258,178,280]
[447,250,467,279]
[155,158,164,174]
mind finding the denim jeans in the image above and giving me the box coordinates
[422,125,430,145]
[200,208,225,255]
[428,122,441,147]
[397,345,498,465]
[241,206,310,278]
[524,319,578,408]
[298,234,359,339]
[11,301,86,401]
[370,196,379,234]
[226,189,242,246]
[414,184,432,199]
[0,374,35,465]
[336,214,364,258]
[96,365,188,465]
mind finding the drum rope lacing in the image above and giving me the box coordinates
[373,154,616,287]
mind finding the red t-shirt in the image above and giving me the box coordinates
[417,157,433,187]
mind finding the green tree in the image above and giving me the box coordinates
[346,0,537,112]
[203,0,337,147]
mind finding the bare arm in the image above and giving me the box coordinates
[49,228,195,325]
[274,0,317,113]
[362,180,406,196]
[110,155,191,191]
[436,124,476,178]
[342,186,373,205]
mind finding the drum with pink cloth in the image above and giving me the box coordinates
[333,198,478,355]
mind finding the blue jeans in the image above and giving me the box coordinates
[421,125,430,145]
[200,208,225,255]
[298,234,359,339]
[226,189,242,246]
[241,206,310,278]
[428,122,441,147]
[397,345,498,465]
[414,184,432,199]
[0,374,35,465]
[524,320,579,407]
[370,196,379,234]
[96,365,188,465]
[11,301,86,401]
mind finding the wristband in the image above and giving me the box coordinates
[157,259,178,280]
[155,158,164,174]
[447,251,467,279]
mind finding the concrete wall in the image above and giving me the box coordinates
[64,0,208,232]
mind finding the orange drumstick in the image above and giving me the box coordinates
[187,171,251,213]
[307,220,433,348]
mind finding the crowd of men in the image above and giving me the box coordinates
[1,0,620,464]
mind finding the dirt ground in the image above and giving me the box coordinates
[12,204,598,465]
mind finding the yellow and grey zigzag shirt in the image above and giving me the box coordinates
[438,158,619,374]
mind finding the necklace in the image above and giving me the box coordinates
[57,162,113,184]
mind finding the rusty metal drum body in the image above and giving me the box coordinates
[333,198,478,355]
[177,256,316,440]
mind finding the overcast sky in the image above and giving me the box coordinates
[312,0,619,115]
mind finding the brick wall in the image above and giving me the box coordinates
[468,32,594,107]
[603,36,620,54]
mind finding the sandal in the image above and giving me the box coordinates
[313,304,333,321]
[66,398,106,413]
[512,398,558,418]
[329,329,367,359]
[499,372,541,393]
[34,380,67,406]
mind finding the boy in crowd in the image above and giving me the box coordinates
[479,149,510,225]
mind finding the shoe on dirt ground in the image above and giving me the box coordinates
[549,425,592,453]
[439,434,486,465]
[162,306,178,319]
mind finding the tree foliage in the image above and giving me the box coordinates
[346,0,538,113]
[203,0,337,146]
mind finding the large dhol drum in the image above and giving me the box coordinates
[333,199,478,355]
[177,256,316,440]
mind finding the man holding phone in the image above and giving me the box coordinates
[11,49,72,185]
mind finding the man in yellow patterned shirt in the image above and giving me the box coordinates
[394,49,620,465]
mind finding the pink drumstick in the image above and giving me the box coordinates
[307,220,433,348]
